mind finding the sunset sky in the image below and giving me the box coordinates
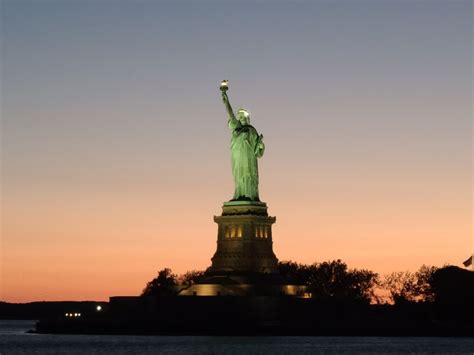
[2,1,472,302]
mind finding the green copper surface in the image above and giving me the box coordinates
[221,84,265,201]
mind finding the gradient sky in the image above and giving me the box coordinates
[1,0,472,302]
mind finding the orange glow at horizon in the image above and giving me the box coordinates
[2,160,471,302]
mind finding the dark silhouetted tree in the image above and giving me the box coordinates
[307,260,378,302]
[142,268,178,296]
[429,265,474,323]
[430,266,474,307]
[179,270,205,286]
[414,265,437,302]
[382,265,438,304]
[278,261,312,285]
[345,268,380,302]
[382,271,417,303]
[279,260,379,303]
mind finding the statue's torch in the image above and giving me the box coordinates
[220,80,229,92]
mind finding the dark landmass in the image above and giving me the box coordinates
[2,264,472,336]
[31,296,473,336]
[0,301,107,320]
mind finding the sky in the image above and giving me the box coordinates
[1,0,472,302]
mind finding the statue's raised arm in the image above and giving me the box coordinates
[222,92,236,121]
[220,81,236,122]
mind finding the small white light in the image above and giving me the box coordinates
[96,305,102,311]
[74,313,78,317]
[65,313,69,317]
[78,313,81,317]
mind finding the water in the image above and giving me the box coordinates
[0,320,473,354]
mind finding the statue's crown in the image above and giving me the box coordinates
[237,109,250,118]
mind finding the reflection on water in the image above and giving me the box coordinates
[0,320,473,354]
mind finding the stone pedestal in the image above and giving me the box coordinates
[178,201,307,297]
[209,201,279,274]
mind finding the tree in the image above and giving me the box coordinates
[278,261,312,285]
[307,260,378,302]
[142,268,178,296]
[430,265,474,306]
[279,260,379,303]
[381,265,438,304]
[414,265,437,302]
[178,270,205,286]
[382,271,417,303]
[345,268,380,302]
[306,260,350,299]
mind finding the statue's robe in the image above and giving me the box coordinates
[228,117,264,201]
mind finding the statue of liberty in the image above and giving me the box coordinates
[220,81,265,201]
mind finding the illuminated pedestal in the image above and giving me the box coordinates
[210,201,278,273]
[179,201,307,297]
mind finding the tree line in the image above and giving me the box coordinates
[141,260,473,306]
